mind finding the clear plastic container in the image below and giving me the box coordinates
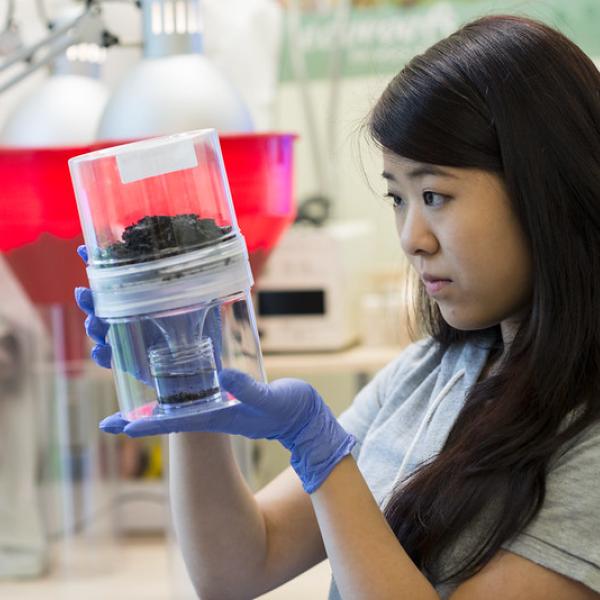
[69,129,266,420]
[69,129,238,268]
[149,337,221,411]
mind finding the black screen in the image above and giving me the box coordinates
[258,290,325,316]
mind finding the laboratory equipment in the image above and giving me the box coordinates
[0,2,113,146]
[358,269,413,348]
[69,129,266,421]
[256,221,373,352]
[37,304,118,577]
[0,257,47,578]
[0,133,295,275]
[0,1,113,96]
[97,0,252,139]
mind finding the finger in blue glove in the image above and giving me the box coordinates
[77,244,88,264]
[99,412,129,434]
[91,343,113,369]
[85,313,109,344]
[75,286,113,368]
[75,286,94,315]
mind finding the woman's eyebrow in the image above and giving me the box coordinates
[381,166,457,180]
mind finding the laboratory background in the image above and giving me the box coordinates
[0,0,599,598]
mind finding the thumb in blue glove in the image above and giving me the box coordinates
[106,369,356,494]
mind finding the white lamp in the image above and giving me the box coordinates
[97,0,252,139]
[0,4,109,147]
[0,75,108,146]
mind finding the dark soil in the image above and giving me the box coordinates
[97,214,232,264]
[159,387,221,406]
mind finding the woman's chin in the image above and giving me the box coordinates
[439,309,499,332]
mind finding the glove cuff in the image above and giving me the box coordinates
[287,402,356,494]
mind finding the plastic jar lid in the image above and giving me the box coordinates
[88,235,253,318]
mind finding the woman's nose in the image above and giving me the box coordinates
[398,208,439,257]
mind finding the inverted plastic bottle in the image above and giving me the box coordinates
[69,129,266,420]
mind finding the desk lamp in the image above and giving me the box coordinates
[0,3,110,146]
[98,0,252,138]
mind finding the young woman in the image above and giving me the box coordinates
[76,14,600,599]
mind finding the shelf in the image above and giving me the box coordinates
[263,344,406,377]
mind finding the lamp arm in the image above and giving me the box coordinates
[3,0,15,32]
[0,8,90,73]
[0,1,124,96]
[0,36,73,95]
[35,0,51,28]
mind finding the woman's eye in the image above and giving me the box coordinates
[384,193,404,209]
[423,191,448,207]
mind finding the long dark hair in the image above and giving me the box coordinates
[368,15,600,584]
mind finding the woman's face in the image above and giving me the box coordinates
[382,150,532,332]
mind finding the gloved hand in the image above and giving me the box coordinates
[104,369,356,493]
[75,246,356,493]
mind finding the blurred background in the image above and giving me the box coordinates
[0,0,599,597]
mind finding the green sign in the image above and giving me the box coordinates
[280,0,600,81]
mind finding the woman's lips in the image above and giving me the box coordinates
[422,278,452,295]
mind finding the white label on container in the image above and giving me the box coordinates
[116,139,198,184]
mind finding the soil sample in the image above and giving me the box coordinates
[96,214,233,265]
[149,340,222,409]
[153,370,222,407]
[158,388,221,406]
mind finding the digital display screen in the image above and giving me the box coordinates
[258,290,325,316]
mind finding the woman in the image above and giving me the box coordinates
[76,15,600,599]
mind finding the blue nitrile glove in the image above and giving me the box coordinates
[115,369,356,493]
[75,244,112,368]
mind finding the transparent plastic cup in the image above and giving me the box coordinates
[69,129,239,268]
[149,337,222,413]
